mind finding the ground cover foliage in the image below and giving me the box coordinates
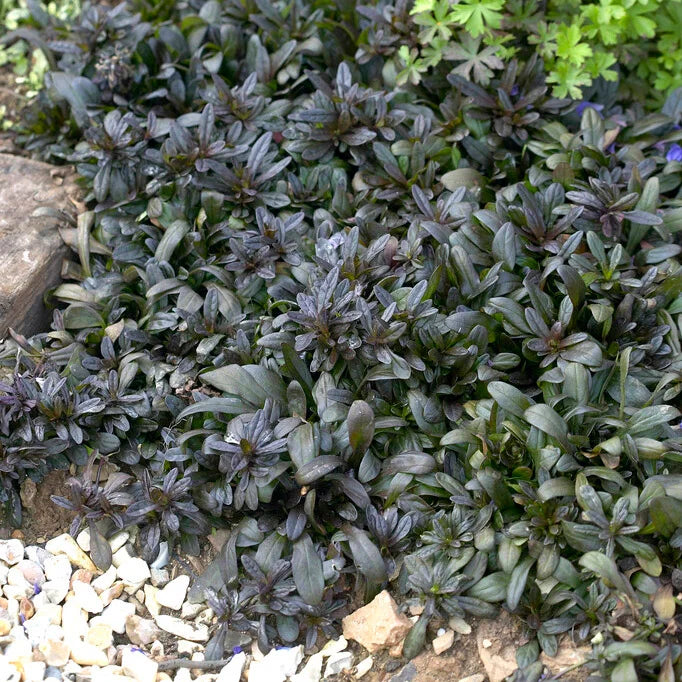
[2,0,682,678]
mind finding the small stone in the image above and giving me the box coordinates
[100,599,136,634]
[109,532,130,554]
[112,546,136,568]
[42,579,69,605]
[0,539,24,565]
[458,675,485,682]
[150,569,169,588]
[118,558,150,588]
[45,666,62,680]
[482,639,492,649]
[74,581,104,613]
[291,652,322,682]
[71,640,110,666]
[24,661,46,682]
[143,585,160,618]
[20,597,35,620]
[87,623,114,649]
[174,670,192,682]
[249,646,304,682]
[25,546,50,568]
[20,478,38,507]
[156,615,209,642]
[180,602,203,619]
[342,591,412,653]
[76,529,91,552]
[24,615,55,647]
[216,651,246,682]
[150,542,169,570]
[71,569,94,586]
[156,575,189,611]
[125,615,160,646]
[16,559,45,587]
[0,563,8,585]
[355,656,373,679]
[150,640,164,659]
[100,582,125,607]
[8,566,32,589]
[177,640,204,656]
[0,659,21,682]
[62,597,89,639]
[324,652,354,678]
[320,636,347,656]
[0,618,10,635]
[432,630,455,655]
[122,648,158,682]
[45,534,97,572]
[34,604,62,625]
[44,555,73,583]
[448,617,472,635]
[92,566,117,593]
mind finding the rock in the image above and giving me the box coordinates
[122,648,159,682]
[45,534,97,572]
[249,646,304,682]
[40,639,71,667]
[476,612,522,682]
[0,153,79,336]
[24,661,46,682]
[156,575,189,610]
[143,584,160,617]
[342,590,412,653]
[100,599,136,634]
[117,558,150,587]
[86,623,114,649]
[177,640,204,656]
[180,602,203,619]
[320,636,347,656]
[71,640,110,666]
[71,568,94,586]
[432,630,455,655]
[20,596,35,620]
[92,566,117,594]
[125,615,160,646]
[44,554,72,583]
[62,597,89,639]
[174,670,192,682]
[42,579,69,605]
[16,559,45,587]
[45,666,62,680]
[156,614,209,642]
[34,603,62,625]
[76,529,91,552]
[291,652,323,682]
[0,563,9,584]
[448,617,472,635]
[216,651,247,682]
[355,656,373,679]
[109,532,130,554]
[458,675,485,682]
[150,542,169,570]
[0,539,24,565]
[74,581,104,613]
[0,617,10,635]
[323,652,354,678]
[0,658,21,682]
[151,569,170,588]
[112,546,136,568]
[25,546,50,567]
[540,638,591,676]
[100,582,125,607]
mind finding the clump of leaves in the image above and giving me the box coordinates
[1,0,682,677]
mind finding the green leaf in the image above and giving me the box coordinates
[292,534,324,606]
[524,405,574,452]
[344,525,387,601]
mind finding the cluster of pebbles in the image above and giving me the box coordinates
[0,531,376,682]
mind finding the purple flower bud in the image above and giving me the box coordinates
[233,646,243,654]
[666,143,682,162]
[575,101,604,117]
[510,84,520,97]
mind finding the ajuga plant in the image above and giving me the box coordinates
[2,0,682,678]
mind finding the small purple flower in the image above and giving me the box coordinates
[33,583,41,595]
[510,84,520,97]
[575,101,604,117]
[233,646,243,654]
[666,143,682,162]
